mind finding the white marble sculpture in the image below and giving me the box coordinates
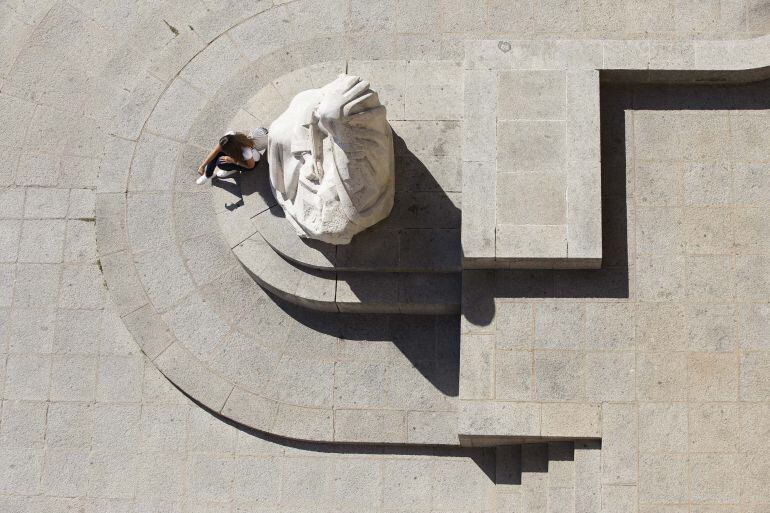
[267,74,395,245]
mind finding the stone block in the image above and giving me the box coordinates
[497,120,566,174]
[333,360,389,409]
[96,355,142,403]
[146,75,207,141]
[397,153,462,193]
[58,263,105,309]
[462,270,495,333]
[459,333,494,399]
[639,402,688,453]
[458,400,541,438]
[687,352,739,401]
[99,250,147,316]
[636,254,686,302]
[495,302,534,350]
[635,160,680,207]
[495,350,533,401]
[398,272,460,314]
[406,411,459,444]
[267,353,334,409]
[221,387,277,433]
[180,231,238,286]
[687,303,736,352]
[584,303,635,350]
[95,193,127,256]
[554,40,603,69]
[3,354,50,401]
[381,458,433,509]
[335,273,399,313]
[334,409,406,443]
[566,71,600,162]
[133,245,196,313]
[18,219,65,263]
[574,440,601,513]
[734,205,770,254]
[636,351,688,401]
[567,161,602,260]
[174,191,220,243]
[255,211,336,269]
[497,70,566,121]
[64,219,97,263]
[534,303,584,350]
[23,187,69,219]
[91,404,140,451]
[272,403,334,442]
[691,453,740,504]
[534,350,584,401]
[126,191,173,254]
[48,355,96,402]
[462,69,497,162]
[735,255,770,302]
[497,172,566,225]
[0,400,47,449]
[542,402,601,438]
[689,402,740,453]
[152,342,233,413]
[13,264,60,308]
[399,229,460,271]
[404,60,463,120]
[585,351,635,401]
[602,40,651,69]
[432,456,495,510]
[462,161,496,261]
[336,226,398,270]
[128,133,181,192]
[601,403,637,484]
[233,455,282,502]
[391,120,461,157]
[161,292,231,357]
[635,302,687,351]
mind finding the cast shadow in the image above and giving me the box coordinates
[466,76,770,331]
[226,129,463,399]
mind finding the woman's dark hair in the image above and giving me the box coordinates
[219,132,253,161]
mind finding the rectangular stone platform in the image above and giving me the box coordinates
[462,41,602,269]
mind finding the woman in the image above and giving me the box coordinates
[196,128,268,185]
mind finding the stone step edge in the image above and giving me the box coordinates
[254,206,462,273]
[234,236,460,315]
[457,401,602,447]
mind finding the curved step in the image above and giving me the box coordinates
[254,206,462,273]
[234,235,460,314]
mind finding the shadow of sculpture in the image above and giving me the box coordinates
[464,76,770,330]
[225,127,463,399]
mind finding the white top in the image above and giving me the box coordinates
[224,131,259,162]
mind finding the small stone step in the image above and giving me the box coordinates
[253,206,461,273]
[234,235,460,314]
[547,442,576,513]
[574,440,601,513]
[520,443,549,513]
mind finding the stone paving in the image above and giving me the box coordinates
[0,0,769,512]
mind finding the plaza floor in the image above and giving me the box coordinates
[1,1,769,512]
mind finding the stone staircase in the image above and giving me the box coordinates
[495,441,601,513]
[211,163,460,314]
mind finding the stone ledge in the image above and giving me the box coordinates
[234,236,460,315]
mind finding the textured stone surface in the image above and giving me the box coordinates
[3,1,770,511]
